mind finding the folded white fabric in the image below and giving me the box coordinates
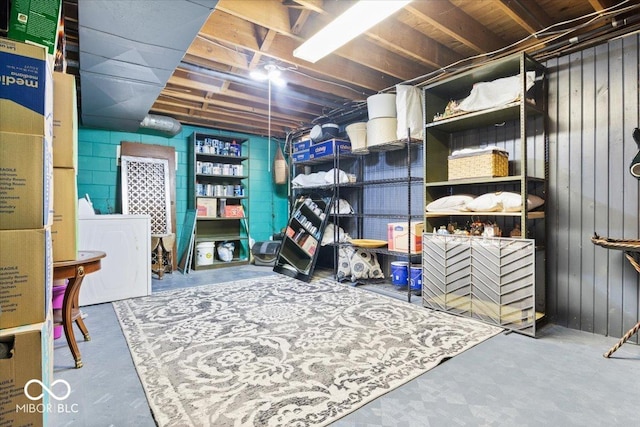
[291,169,352,187]
[450,145,508,157]
[324,168,351,184]
[291,171,329,187]
[457,72,536,112]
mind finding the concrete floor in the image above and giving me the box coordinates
[50,266,640,426]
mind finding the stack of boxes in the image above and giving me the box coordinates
[51,71,78,262]
[292,138,352,163]
[291,139,312,162]
[2,0,77,421]
[0,38,55,426]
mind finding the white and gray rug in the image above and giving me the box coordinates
[113,275,502,426]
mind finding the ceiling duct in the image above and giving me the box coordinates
[77,0,218,132]
[140,114,183,136]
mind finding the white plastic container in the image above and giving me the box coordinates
[367,117,398,147]
[196,241,215,266]
[345,122,367,153]
[367,93,397,119]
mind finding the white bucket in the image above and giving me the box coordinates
[367,93,397,119]
[367,117,398,147]
[345,122,367,153]
[196,241,215,266]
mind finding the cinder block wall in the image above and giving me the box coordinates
[76,124,289,256]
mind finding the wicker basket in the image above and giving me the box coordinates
[448,150,509,180]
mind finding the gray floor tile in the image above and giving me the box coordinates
[51,267,640,426]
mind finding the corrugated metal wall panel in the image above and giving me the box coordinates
[546,34,640,342]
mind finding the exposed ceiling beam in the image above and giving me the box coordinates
[405,0,506,54]
[216,0,296,37]
[290,9,312,35]
[495,0,554,35]
[587,0,618,12]
[155,95,302,129]
[161,76,320,120]
[214,1,423,83]
[283,0,325,15]
[189,36,249,69]
[198,11,397,93]
[365,16,463,70]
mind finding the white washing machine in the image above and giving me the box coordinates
[78,214,151,306]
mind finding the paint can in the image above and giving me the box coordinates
[390,261,408,286]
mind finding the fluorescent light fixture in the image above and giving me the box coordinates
[293,0,411,63]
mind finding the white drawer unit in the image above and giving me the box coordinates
[78,214,151,306]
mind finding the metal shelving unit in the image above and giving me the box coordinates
[288,137,423,301]
[421,52,548,336]
[188,132,250,270]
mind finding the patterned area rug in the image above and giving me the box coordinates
[113,275,502,426]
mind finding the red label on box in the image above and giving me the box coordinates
[224,205,244,218]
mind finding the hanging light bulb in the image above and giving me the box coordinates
[251,64,286,86]
[265,64,286,87]
[249,63,287,174]
[249,69,268,81]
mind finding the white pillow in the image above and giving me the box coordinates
[464,191,545,212]
[498,192,545,212]
[426,194,475,212]
[321,223,351,246]
[463,193,503,212]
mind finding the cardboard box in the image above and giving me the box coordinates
[51,167,77,261]
[300,235,318,255]
[293,139,311,152]
[7,0,62,55]
[0,228,52,329]
[0,132,53,230]
[387,221,425,253]
[52,72,77,169]
[0,38,53,137]
[309,139,351,159]
[223,205,244,218]
[292,150,310,163]
[0,319,54,427]
[196,198,217,218]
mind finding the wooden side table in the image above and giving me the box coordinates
[151,233,174,279]
[53,250,106,368]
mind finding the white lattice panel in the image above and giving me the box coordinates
[121,156,172,234]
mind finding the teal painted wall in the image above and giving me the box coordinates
[77,124,289,258]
